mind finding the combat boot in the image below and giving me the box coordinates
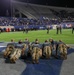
[46,54,50,59]
[60,53,64,59]
[63,53,67,60]
[32,60,35,64]
[35,59,39,64]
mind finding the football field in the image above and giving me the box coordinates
[0,29,74,44]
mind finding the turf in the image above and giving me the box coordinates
[0,29,74,44]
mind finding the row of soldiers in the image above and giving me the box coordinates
[3,38,70,64]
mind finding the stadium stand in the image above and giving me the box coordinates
[0,0,74,31]
[0,17,74,31]
[11,0,74,19]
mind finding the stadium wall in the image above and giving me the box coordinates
[0,23,72,32]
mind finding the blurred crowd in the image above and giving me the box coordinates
[0,17,74,26]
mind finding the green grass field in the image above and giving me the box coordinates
[0,29,74,44]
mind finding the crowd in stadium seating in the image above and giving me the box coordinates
[0,17,58,26]
[0,17,74,32]
[0,17,74,26]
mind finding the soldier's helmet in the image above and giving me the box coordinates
[11,39,15,43]
[59,40,62,42]
[35,39,39,41]
[7,44,15,50]
[35,39,39,44]
[18,40,22,44]
[49,38,53,42]
[25,38,29,41]
[45,40,48,42]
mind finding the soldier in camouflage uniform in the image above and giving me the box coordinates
[49,38,68,59]
[4,44,15,58]
[58,40,68,59]
[10,48,21,63]
[43,40,52,59]
[21,38,30,57]
[30,39,42,64]
[49,38,58,57]
[8,42,23,63]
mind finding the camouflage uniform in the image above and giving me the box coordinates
[4,44,15,58]
[10,48,21,63]
[58,41,67,59]
[22,40,30,57]
[31,42,42,64]
[43,41,52,59]
[8,43,23,63]
[49,39,58,56]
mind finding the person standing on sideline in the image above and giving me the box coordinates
[59,25,62,34]
[56,25,62,34]
[23,27,25,33]
[72,24,74,34]
[56,25,59,34]
[47,26,50,34]
[0,27,2,34]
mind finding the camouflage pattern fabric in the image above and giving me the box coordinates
[43,46,52,58]
[21,44,28,56]
[31,47,42,64]
[10,48,21,63]
[4,45,15,58]
[58,44,67,59]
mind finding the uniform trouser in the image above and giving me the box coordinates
[4,50,11,57]
[47,30,49,34]
[57,29,62,34]
[4,48,12,57]
[22,44,28,55]
[58,44,67,55]
[32,47,41,60]
[57,29,59,34]
[10,49,21,62]
[0,30,1,33]
[56,44,58,55]
[43,46,51,57]
[51,44,56,55]
[72,28,74,34]
[23,29,25,33]
[25,29,28,34]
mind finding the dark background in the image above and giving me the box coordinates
[0,0,74,16]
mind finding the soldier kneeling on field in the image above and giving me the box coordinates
[10,48,21,63]
[4,44,15,58]
[43,40,52,59]
[58,40,68,59]
[30,39,42,64]
[22,44,28,55]
[21,43,29,59]
[21,38,30,59]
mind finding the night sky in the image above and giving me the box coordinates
[0,0,74,16]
